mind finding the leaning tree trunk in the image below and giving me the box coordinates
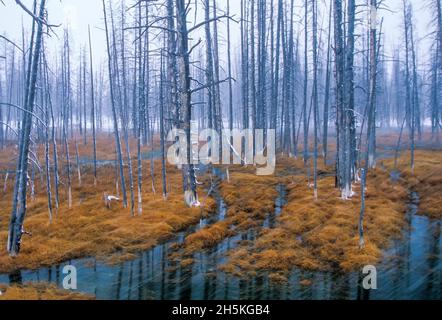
[8,0,46,256]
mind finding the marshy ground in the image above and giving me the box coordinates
[0,132,441,299]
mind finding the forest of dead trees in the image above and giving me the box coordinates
[0,0,441,257]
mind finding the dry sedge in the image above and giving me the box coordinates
[390,149,442,219]
[174,167,280,259]
[0,134,440,289]
[183,220,231,253]
[0,135,216,274]
[0,283,94,300]
[222,148,440,278]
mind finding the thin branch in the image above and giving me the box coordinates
[0,102,47,127]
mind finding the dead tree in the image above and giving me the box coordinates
[62,30,72,208]
[176,0,198,206]
[160,43,168,199]
[360,0,379,249]
[303,0,309,164]
[311,0,319,198]
[333,0,347,197]
[322,1,332,164]
[8,0,46,256]
[102,0,128,209]
[88,25,98,185]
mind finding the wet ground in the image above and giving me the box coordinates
[0,177,441,299]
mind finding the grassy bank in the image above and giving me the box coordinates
[220,149,441,281]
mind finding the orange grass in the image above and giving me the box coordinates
[0,282,93,300]
[184,220,231,252]
[388,149,442,219]
[171,167,280,261]
[220,149,441,277]
[0,135,215,273]
[0,132,440,286]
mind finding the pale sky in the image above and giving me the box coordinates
[0,0,436,71]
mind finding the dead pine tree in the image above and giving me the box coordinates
[303,0,309,167]
[8,0,47,256]
[61,30,73,209]
[102,0,128,209]
[311,0,319,199]
[75,139,81,186]
[88,25,98,186]
[115,0,135,216]
[175,0,199,207]
[345,0,357,186]
[159,44,168,200]
[42,47,52,223]
[136,0,145,214]
[359,0,379,249]
[333,0,346,197]
[322,0,332,164]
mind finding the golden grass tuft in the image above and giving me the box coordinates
[0,135,216,274]
[0,132,440,290]
[170,168,282,257]
[0,282,94,300]
[268,272,288,283]
[387,150,442,219]
[184,221,231,252]
[221,148,440,276]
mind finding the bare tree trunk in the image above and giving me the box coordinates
[333,0,345,193]
[88,25,98,185]
[42,48,52,223]
[8,0,46,256]
[49,71,59,211]
[345,0,356,191]
[136,1,144,214]
[204,0,215,131]
[102,0,128,208]
[227,0,233,132]
[75,140,81,186]
[160,45,168,199]
[303,0,309,165]
[360,0,378,249]
[62,30,72,209]
[322,1,332,164]
[241,0,249,133]
[82,50,87,146]
[250,0,257,156]
[410,20,419,172]
[176,0,198,206]
[119,2,135,216]
[312,0,319,199]
[272,0,282,133]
